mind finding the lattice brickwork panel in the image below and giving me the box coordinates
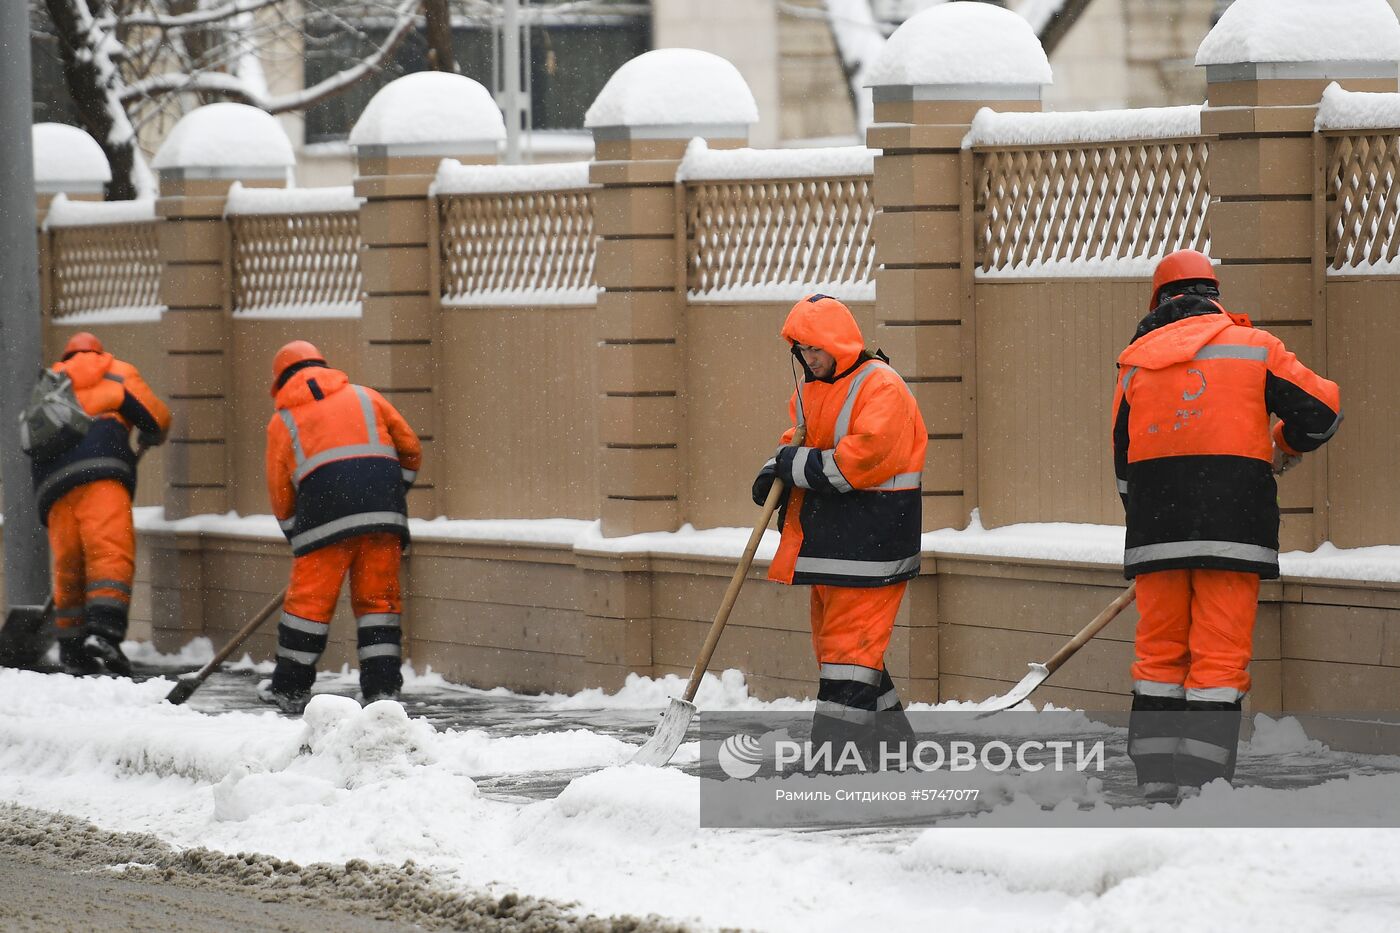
[687,176,875,298]
[230,211,362,313]
[439,189,596,301]
[975,139,1211,274]
[1327,133,1400,271]
[50,222,161,317]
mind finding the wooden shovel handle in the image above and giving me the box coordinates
[682,425,807,703]
[189,588,286,685]
[1043,580,1137,675]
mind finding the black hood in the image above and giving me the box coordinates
[1132,294,1225,342]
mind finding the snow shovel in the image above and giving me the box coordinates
[0,596,55,669]
[165,587,286,705]
[975,581,1137,714]
[630,426,807,767]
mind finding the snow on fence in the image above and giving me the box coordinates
[44,197,162,322]
[434,161,598,306]
[968,107,1210,277]
[226,185,364,319]
[679,141,877,302]
[1319,87,1400,274]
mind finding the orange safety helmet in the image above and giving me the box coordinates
[1150,249,1218,309]
[61,332,104,360]
[270,340,326,396]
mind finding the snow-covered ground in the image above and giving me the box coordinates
[2,652,1400,931]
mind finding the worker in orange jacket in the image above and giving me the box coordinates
[30,332,170,676]
[1113,250,1341,797]
[752,295,927,759]
[259,341,422,713]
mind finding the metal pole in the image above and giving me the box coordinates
[503,0,522,163]
[0,2,49,609]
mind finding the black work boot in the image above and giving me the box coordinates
[1128,692,1187,800]
[263,611,327,712]
[1175,699,1243,790]
[83,604,132,677]
[359,657,403,704]
[58,636,101,676]
[357,614,403,704]
[256,675,310,714]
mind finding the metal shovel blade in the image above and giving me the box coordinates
[0,605,53,669]
[629,697,697,767]
[974,662,1050,715]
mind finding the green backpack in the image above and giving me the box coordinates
[18,368,92,460]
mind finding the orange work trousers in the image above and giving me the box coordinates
[810,581,907,669]
[47,479,135,637]
[283,532,402,625]
[1131,568,1259,697]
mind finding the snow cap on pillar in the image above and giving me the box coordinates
[1197,0,1400,79]
[350,71,506,159]
[865,1,1051,110]
[585,48,757,146]
[32,123,111,196]
[151,103,294,181]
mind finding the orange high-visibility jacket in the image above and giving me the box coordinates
[1112,296,1341,579]
[31,351,170,522]
[266,366,422,556]
[768,296,927,587]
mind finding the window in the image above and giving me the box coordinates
[303,7,651,143]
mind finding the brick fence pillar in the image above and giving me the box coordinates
[864,6,1053,704]
[585,49,757,536]
[1198,5,1399,549]
[866,5,1050,534]
[349,72,505,519]
[150,103,294,519]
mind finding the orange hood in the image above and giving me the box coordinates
[1118,313,1233,371]
[274,365,349,410]
[55,350,114,389]
[780,295,866,376]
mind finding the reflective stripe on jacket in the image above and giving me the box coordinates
[1111,296,1341,579]
[769,299,927,588]
[265,366,422,557]
[30,351,170,524]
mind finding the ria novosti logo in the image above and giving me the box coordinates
[717,734,765,779]
[713,732,1107,777]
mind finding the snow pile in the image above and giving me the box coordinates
[866,2,1052,88]
[1315,81,1400,131]
[431,159,593,196]
[964,105,1202,149]
[225,183,362,216]
[124,636,215,667]
[924,510,1126,566]
[677,138,876,181]
[585,48,758,129]
[32,123,110,186]
[44,193,157,229]
[576,521,782,562]
[133,507,285,540]
[1248,714,1327,756]
[541,669,814,711]
[349,72,505,148]
[151,103,294,171]
[1197,0,1400,66]
[1278,541,1400,584]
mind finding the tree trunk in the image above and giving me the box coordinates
[43,0,137,200]
[423,0,456,73]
